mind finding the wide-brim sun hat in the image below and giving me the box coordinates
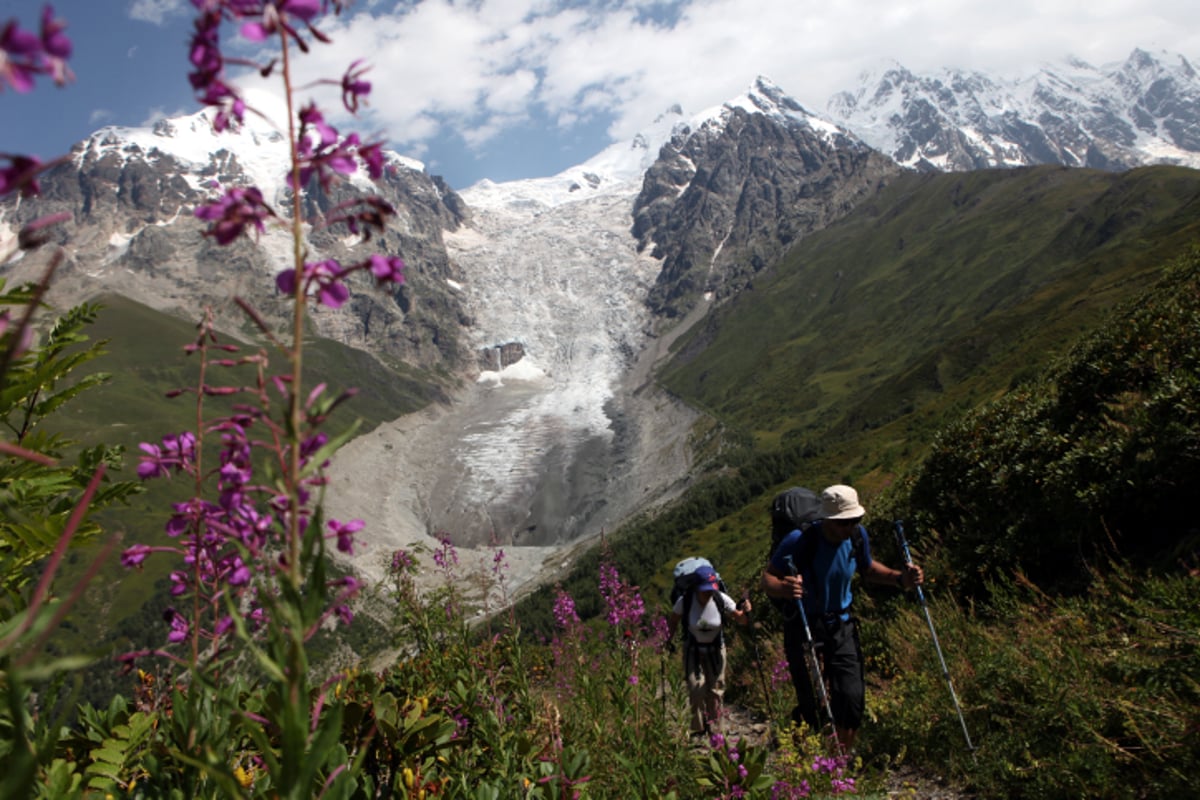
[820,484,867,519]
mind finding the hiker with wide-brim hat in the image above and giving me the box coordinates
[761,484,923,751]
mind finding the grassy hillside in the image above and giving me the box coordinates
[661,165,1200,459]
[535,165,1200,607]
[41,294,452,694]
[515,165,1200,618]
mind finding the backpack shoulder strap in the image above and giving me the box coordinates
[797,526,820,573]
[680,590,694,642]
[851,526,867,565]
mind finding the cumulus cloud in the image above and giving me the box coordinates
[128,0,188,26]
[262,0,1199,156]
[147,0,1199,185]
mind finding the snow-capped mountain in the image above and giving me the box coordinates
[632,76,899,317]
[827,48,1200,172]
[1,88,467,372]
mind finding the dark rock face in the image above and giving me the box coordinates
[633,109,901,318]
[478,342,526,371]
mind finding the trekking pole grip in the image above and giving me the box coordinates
[893,520,924,602]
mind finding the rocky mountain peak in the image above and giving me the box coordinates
[632,79,898,318]
[2,95,471,373]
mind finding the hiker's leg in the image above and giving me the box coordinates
[683,643,707,733]
[703,643,728,732]
[824,619,866,739]
[783,624,819,731]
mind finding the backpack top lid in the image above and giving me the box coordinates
[671,557,723,601]
[770,487,823,540]
[673,556,714,585]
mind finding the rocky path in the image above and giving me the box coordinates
[715,704,974,798]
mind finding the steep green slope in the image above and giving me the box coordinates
[51,293,447,450]
[518,165,1200,635]
[43,294,451,689]
[661,165,1200,457]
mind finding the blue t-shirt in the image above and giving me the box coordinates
[770,521,874,620]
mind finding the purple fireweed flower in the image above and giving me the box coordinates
[338,58,370,112]
[598,562,645,630]
[367,253,404,284]
[0,6,72,92]
[121,544,153,568]
[0,155,44,197]
[328,518,364,554]
[357,141,384,179]
[299,102,338,147]
[195,185,274,245]
[771,657,791,688]
[137,431,198,479]
[187,10,248,132]
[390,548,413,572]
[38,5,70,60]
[239,0,321,43]
[831,777,856,794]
[164,607,190,643]
[289,104,386,190]
[646,613,670,653]
[770,780,812,799]
[299,430,330,464]
[432,536,458,570]
[228,557,252,585]
[276,259,351,308]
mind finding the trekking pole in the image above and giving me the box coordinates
[741,591,774,718]
[893,520,975,754]
[783,555,844,757]
[660,646,669,722]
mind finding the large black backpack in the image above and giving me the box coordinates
[769,487,823,558]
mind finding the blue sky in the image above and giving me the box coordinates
[4,0,1200,190]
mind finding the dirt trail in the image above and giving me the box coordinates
[711,703,974,798]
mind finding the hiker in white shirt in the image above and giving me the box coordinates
[668,564,751,735]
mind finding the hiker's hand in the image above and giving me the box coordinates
[901,564,924,589]
[735,598,753,623]
[780,574,804,599]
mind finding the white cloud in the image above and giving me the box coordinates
[169,0,1200,183]
[298,1,1197,144]
[139,105,193,128]
[128,0,188,26]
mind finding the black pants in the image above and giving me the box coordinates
[783,615,865,732]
